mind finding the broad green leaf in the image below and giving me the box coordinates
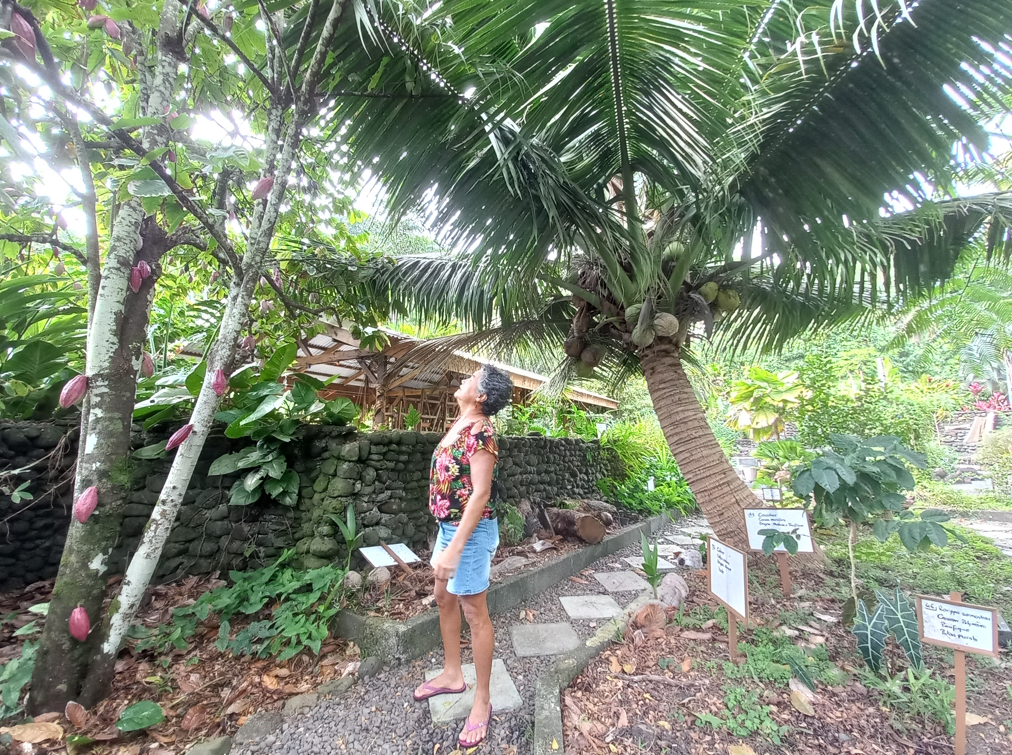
[185,360,207,397]
[853,600,886,673]
[229,480,261,506]
[116,701,164,731]
[110,116,162,130]
[874,588,923,669]
[260,343,297,383]
[243,467,267,491]
[240,394,284,426]
[263,456,286,479]
[291,381,317,407]
[133,440,168,459]
[128,179,174,197]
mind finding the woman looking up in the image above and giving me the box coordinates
[413,365,513,748]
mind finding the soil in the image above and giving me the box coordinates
[563,563,1012,755]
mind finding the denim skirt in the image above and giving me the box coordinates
[430,518,500,596]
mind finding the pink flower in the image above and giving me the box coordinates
[430,498,451,519]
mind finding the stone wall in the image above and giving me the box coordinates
[0,421,611,592]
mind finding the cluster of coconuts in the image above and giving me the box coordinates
[697,281,741,322]
[564,336,606,378]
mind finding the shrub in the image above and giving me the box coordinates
[599,420,696,515]
[978,427,1012,496]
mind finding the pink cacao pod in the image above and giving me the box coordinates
[141,352,154,378]
[223,13,234,33]
[166,149,176,163]
[137,260,151,279]
[78,0,98,9]
[54,262,66,276]
[104,17,120,38]
[51,246,61,259]
[273,268,282,287]
[259,300,270,315]
[74,486,98,524]
[210,270,219,284]
[87,14,108,28]
[69,606,90,641]
[57,213,69,230]
[251,177,274,201]
[242,336,256,350]
[212,369,227,397]
[60,375,88,408]
[10,12,36,59]
[165,424,193,451]
[129,266,142,293]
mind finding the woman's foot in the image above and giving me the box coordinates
[458,700,492,747]
[413,670,466,701]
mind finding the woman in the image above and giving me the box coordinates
[413,364,513,748]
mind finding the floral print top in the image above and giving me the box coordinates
[429,418,499,525]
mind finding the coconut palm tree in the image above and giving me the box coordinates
[291,0,1012,550]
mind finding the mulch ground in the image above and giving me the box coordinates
[563,562,1012,755]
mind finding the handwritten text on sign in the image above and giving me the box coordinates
[744,508,814,553]
[709,538,748,620]
[919,598,997,656]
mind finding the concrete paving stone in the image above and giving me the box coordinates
[509,622,581,657]
[425,659,522,723]
[623,555,676,570]
[664,535,698,546]
[559,594,623,620]
[594,570,650,593]
[657,544,683,558]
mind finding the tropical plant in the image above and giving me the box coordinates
[2,0,388,711]
[309,0,1012,556]
[329,505,364,570]
[753,440,814,489]
[640,534,662,600]
[726,368,807,441]
[978,427,1012,496]
[852,588,923,673]
[792,434,963,600]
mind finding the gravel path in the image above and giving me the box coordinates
[232,515,709,755]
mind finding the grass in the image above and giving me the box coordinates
[912,481,1012,512]
[822,523,1012,616]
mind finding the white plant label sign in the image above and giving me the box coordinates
[744,508,814,553]
[360,543,421,569]
[708,538,748,621]
[918,597,999,657]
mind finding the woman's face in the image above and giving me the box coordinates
[455,369,485,409]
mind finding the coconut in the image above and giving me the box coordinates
[715,289,740,313]
[575,361,597,379]
[631,323,656,348]
[699,281,718,303]
[653,312,680,338]
[625,303,642,324]
[564,336,585,359]
[580,344,605,368]
[662,241,684,260]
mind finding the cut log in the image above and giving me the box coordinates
[545,508,607,544]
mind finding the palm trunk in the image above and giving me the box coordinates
[640,341,822,566]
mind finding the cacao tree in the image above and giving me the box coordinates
[1,0,385,709]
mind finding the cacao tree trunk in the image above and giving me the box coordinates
[640,340,823,566]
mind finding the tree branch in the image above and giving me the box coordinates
[166,226,209,251]
[329,90,454,99]
[291,0,321,76]
[170,0,277,97]
[263,272,326,316]
[257,0,297,104]
[0,234,87,266]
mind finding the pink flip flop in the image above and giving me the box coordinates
[458,704,492,748]
[413,680,467,701]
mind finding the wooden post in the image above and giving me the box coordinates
[776,552,792,597]
[728,614,738,663]
[951,591,966,755]
[380,541,413,577]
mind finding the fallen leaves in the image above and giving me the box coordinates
[66,701,88,728]
[261,673,280,690]
[633,602,665,632]
[1,722,65,742]
[680,657,692,673]
[680,631,712,641]
[728,745,756,755]
[790,689,816,717]
[966,713,991,726]
[180,705,207,731]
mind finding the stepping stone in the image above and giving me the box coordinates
[623,555,676,570]
[425,659,521,723]
[560,594,623,620]
[664,535,697,546]
[509,622,580,657]
[657,544,683,558]
[594,570,649,593]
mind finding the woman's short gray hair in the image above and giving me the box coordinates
[477,365,513,416]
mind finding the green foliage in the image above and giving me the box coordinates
[639,534,662,599]
[115,701,165,732]
[0,273,86,420]
[857,666,956,735]
[599,420,696,515]
[912,481,1012,512]
[726,367,806,441]
[853,599,888,673]
[500,503,526,546]
[693,685,790,744]
[329,505,363,568]
[500,397,604,440]
[0,640,36,719]
[403,405,422,431]
[978,427,1012,496]
[133,551,345,661]
[875,588,923,670]
[793,434,960,552]
[758,529,799,556]
[753,440,814,490]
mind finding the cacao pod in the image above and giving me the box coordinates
[74,486,98,524]
[78,0,97,9]
[57,213,69,229]
[241,335,256,350]
[212,369,227,397]
[54,262,66,276]
[141,352,154,378]
[137,260,151,279]
[86,15,108,28]
[563,336,585,359]
[653,312,680,338]
[699,281,718,303]
[166,424,193,451]
[210,270,219,284]
[10,12,35,59]
[166,149,176,163]
[60,375,88,408]
[129,266,142,293]
[104,17,120,38]
[251,177,275,201]
[223,13,234,33]
[73,281,83,290]
[69,606,90,641]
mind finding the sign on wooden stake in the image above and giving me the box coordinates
[707,537,749,662]
[917,592,999,755]
[744,508,813,596]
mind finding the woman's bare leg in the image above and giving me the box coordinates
[458,591,493,745]
[414,578,464,694]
